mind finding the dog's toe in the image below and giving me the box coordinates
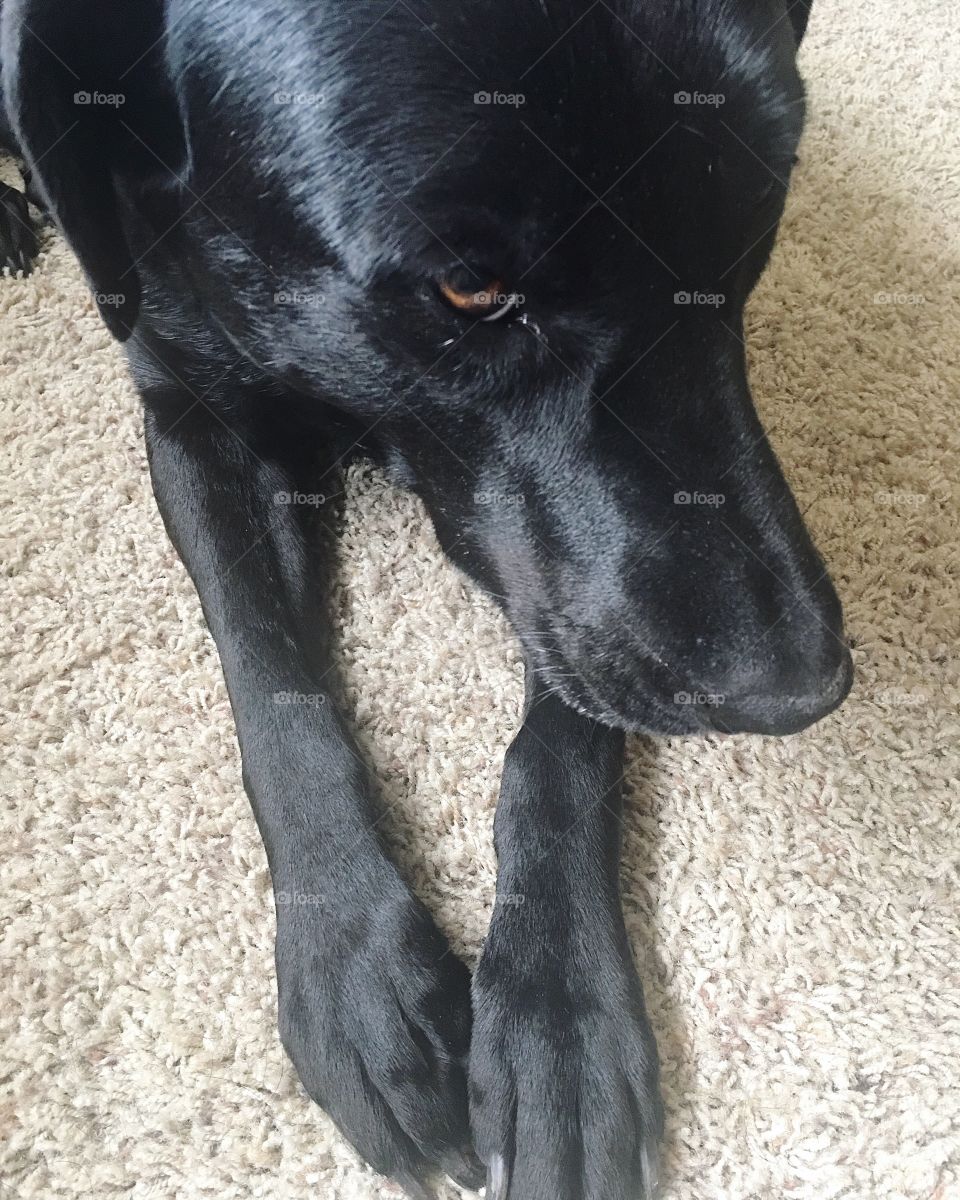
[0,184,39,277]
[441,1145,485,1191]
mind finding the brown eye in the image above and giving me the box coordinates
[437,270,522,322]
[439,275,503,315]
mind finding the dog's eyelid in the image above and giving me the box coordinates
[481,293,520,322]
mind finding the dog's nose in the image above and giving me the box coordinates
[704,640,854,735]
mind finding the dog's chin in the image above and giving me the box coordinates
[526,644,707,735]
[556,684,709,735]
[531,645,853,738]
[559,691,710,734]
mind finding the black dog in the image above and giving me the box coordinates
[2,1,851,1196]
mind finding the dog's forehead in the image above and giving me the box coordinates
[331,2,799,229]
[327,2,798,158]
[171,0,801,275]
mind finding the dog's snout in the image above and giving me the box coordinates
[703,634,854,735]
[518,499,855,736]
[673,556,854,735]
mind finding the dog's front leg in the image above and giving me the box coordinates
[470,672,663,1200]
[142,388,481,1196]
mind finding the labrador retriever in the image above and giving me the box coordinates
[1,2,851,1196]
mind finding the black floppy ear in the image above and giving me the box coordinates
[788,0,813,49]
[1,0,180,339]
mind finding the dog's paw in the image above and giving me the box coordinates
[0,183,38,276]
[275,875,483,1198]
[470,920,663,1200]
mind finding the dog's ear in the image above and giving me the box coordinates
[788,0,813,50]
[1,0,182,339]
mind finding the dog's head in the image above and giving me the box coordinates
[6,0,851,734]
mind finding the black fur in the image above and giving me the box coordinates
[2,2,850,1196]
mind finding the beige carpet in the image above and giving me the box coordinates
[2,2,958,1197]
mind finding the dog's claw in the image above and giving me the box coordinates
[442,1145,485,1191]
[640,1136,661,1199]
[486,1154,508,1200]
[0,183,38,277]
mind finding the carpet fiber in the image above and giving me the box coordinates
[2,2,958,1197]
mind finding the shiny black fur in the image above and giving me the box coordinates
[2,1,845,1197]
